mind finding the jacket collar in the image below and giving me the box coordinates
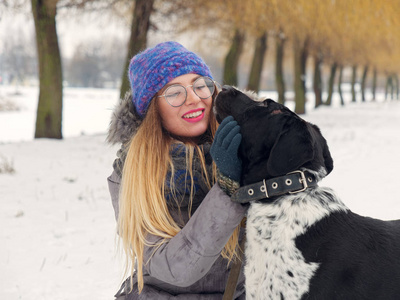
[107,91,143,145]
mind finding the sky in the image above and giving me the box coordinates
[0,3,194,59]
[0,6,127,58]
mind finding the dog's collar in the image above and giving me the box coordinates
[231,170,318,204]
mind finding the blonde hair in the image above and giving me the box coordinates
[118,94,241,293]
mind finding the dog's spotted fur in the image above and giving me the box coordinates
[246,185,347,299]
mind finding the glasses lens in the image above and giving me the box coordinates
[193,77,215,99]
[164,85,187,107]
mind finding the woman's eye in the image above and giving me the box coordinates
[166,91,181,98]
[195,84,206,91]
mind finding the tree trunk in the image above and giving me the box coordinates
[394,74,399,100]
[31,0,63,139]
[389,75,395,100]
[338,65,344,106]
[301,38,309,94]
[385,75,392,101]
[361,65,368,102]
[351,65,357,102]
[275,30,286,105]
[293,36,307,114]
[223,29,245,86]
[119,0,154,100]
[325,62,337,106]
[313,53,322,108]
[372,68,377,101]
[247,32,267,93]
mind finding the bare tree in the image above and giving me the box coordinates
[313,52,323,108]
[223,29,245,86]
[31,0,63,139]
[275,30,286,105]
[119,0,154,99]
[247,32,267,93]
[361,65,368,102]
[293,36,308,114]
[325,62,337,106]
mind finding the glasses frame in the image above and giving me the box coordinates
[157,76,220,108]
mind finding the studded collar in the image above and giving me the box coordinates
[231,170,318,204]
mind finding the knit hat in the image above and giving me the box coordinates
[128,41,213,118]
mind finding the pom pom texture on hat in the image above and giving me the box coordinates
[128,41,213,117]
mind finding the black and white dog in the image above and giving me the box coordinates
[214,86,400,300]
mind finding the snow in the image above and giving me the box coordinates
[1,86,123,300]
[0,86,119,143]
[1,85,400,299]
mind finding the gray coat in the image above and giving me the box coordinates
[107,93,247,299]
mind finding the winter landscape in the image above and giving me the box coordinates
[1,85,400,300]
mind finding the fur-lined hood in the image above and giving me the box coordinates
[106,91,143,145]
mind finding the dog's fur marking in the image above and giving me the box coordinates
[245,184,348,299]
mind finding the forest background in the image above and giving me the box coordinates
[1,0,400,140]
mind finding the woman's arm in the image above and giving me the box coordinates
[143,184,246,287]
[107,170,246,287]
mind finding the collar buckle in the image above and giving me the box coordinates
[287,170,308,194]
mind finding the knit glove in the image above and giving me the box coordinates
[210,116,242,196]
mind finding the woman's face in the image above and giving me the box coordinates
[157,74,213,140]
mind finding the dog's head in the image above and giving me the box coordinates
[214,86,333,185]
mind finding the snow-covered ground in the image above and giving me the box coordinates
[0,86,119,143]
[1,85,400,299]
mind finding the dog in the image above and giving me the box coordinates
[214,86,400,300]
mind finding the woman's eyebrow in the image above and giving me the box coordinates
[160,75,201,92]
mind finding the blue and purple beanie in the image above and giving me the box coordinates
[128,41,213,118]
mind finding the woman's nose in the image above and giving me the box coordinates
[185,87,201,105]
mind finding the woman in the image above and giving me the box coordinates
[107,41,247,299]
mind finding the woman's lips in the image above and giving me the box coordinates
[182,109,205,123]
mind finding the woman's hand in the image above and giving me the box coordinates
[210,116,242,195]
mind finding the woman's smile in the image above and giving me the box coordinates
[182,108,205,122]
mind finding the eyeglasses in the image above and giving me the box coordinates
[158,76,217,107]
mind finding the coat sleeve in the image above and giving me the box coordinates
[143,184,247,287]
[107,170,121,222]
[107,170,247,287]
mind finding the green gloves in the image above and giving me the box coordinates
[210,116,242,195]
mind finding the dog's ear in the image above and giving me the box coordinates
[311,124,334,175]
[323,143,334,175]
[267,117,314,176]
[323,142,333,174]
